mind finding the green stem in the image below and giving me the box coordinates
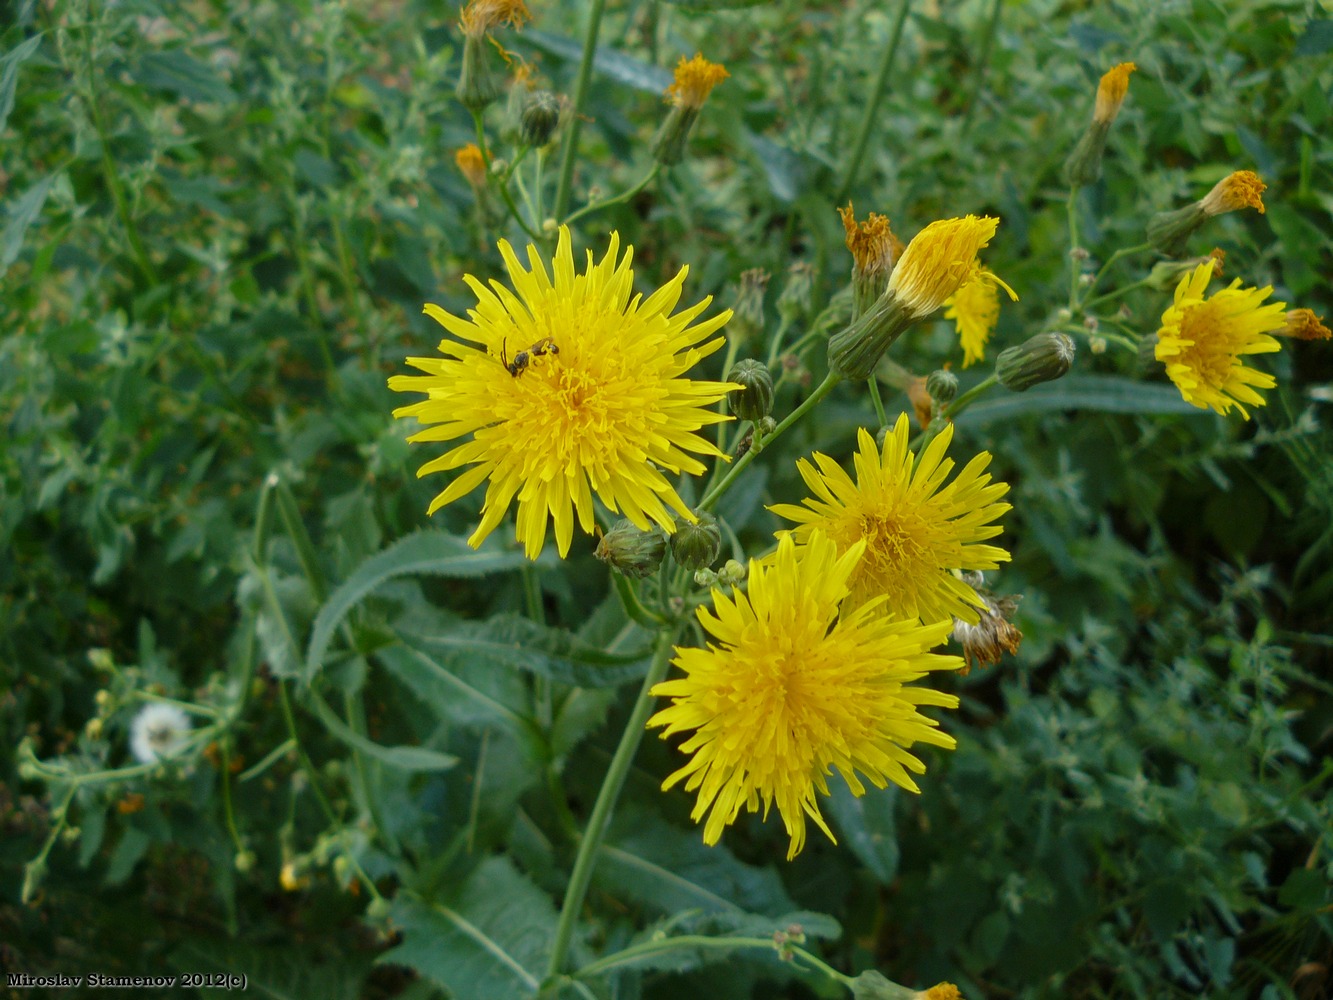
[914,374,998,451]
[612,571,667,627]
[473,109,543,240]
[1066,186,1081,311]
[867,375,888,428]
[959,0,1002,139]
[563,164,661,225]
[699,372,842,513]
[553,0,608,222]
[545,625,682,979]
[1083,275,1156,313]
[1083,241,1153,303]
[834,0,910,204]
[763,315,794,371]
[571,936,854,986]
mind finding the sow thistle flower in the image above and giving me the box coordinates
[1155,260,1286,418]
[648,531,964,859]
[943,268,1003,367]
[828,216,1016,380]
[770,415,1011,625]
[390,227,736,558]
[653,53,729,165]
[1064,62,1137,186]
[1147,170,1267,257]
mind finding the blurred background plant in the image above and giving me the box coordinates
[2,0,1331,997]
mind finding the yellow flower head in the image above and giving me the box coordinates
[1280,308,1331,341]
[648,530,964,860]
[942,268,1002,367]
[390,227,736,558]
[1200,170,1266,216]
[887,216,1015,321]
[665,53,729,110]
[1093,62,1136,124]
[454,143,488,187]
[1154,260,1286,418]
[769,415,1011,625]
[840,203,903,280]
[459,0,531,38]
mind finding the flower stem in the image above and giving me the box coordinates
[699,371,842,513]
[1066,186,1081,311]
[553,0,608,223]
[563,164,661,225]
[835,0,910,205]
[545,624,683,979]
[1083,275,1156,313]
[959,0,1003,139]
[915,373,998,450]
[1082,241,1153,304]
[473,109,543,241]
[867,375,888,428]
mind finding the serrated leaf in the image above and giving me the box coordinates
[171,940,367,1000]
[304,689,457,772]
[824,781,900,884]
[0,34,43,134]
[379,858,557,1000]
[955,375,1206,425]
[305,531,542,682]
[522,29,672,93]
[1,174,53,278]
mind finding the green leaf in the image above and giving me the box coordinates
[1295,19,1333,56]
[522,30,672,93]
[303,689,457,772]
[133,49,236,105]
[171,940,367,1000]
[661,0,773,7]
[0,34,43,134]
[824,781,900,884]
[379,858,556,1000]
[305,531,540,682]
[1,174,53,278]
[955,375,1206,424]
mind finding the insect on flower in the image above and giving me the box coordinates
[501,336,559,377]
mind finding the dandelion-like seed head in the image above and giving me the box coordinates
[1093,62,1136,124]
[390,227,737,559]
[887,216,1015,320]
[455,143,488,187]
[665,53,729,109]
[1280,308,1331,341]
[770,415,1012,625]
[130,703,192,764]
[1200,170,1266,217]
[1154,260,1286,418]
[648,531,964,859]
[942,268,1002,367]
[459,0,531,38]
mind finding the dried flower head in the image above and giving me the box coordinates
[665,53,729,110]
[1280,308,1331,341]
[1200,170,1266,216]
[459,0,531,38]
[130,703,192,764]
[952,591,1022,673]
[1093,62,1137,124]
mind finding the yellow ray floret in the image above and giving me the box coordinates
[389,227,736,558]
[665,53,729,109]
[769,414,1011,625]
[889,215,1016,320]
[1154,260,1286,419]
[648,530,964,859]
[943,267,1003,367]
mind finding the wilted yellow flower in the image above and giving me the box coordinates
[1093,62,1137,124]
[1200,170,1266,216]
[906,375,933,429]
[1155,260,1286,418]
[1279,308,1331,341]
[942,268,1002,367]
[459,0,531,37]
[648,530,964,859]
[840,203,904,318]
[770,415,1011,625]
[389,227,736,558]
[455,143,488,188]
[665,53,729,110]
[952,590,1022,674]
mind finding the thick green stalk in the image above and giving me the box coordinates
[553,0,608,223]
[545,624,682,979]
[834,0,910,205]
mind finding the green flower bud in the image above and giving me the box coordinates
[521,90,562,147]
[669,511,721,570]
[1146,202,1208,258]
[594,519,666,579]
[726,360,774,422]
[1063,120,1112,188]
[925,369,958,406]
[720,559,746,585]
[851,971,913,1000]
[651,104,701,166]
[995,332,1075,392]
[234,850,257,873]
[456,34,504,111]
[778,262,814,323]
[694,568,718,588]
[827,293,916,381]
[729,268,769,345]
[757,416,777,435]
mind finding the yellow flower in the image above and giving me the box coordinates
[888,216,1015,321]
[1093,62,1136,124]
[454,143,487,188]
[459,0,531,38]
[1278,307,1330,341]
[389,227,736,558]
[769,415,1011,625]
[648,530,964,860]
[1200,170,1266,216]
[665,53,729,110]
[1154,260,1286,419]
[942,268,1002,367]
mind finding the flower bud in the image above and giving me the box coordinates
[719,559,747,585]
[234,850,257,873]
[726,360,774,421]
[925,369,958,406]
[694,568,718,588]
[778,262,814,323]
[456,34,504,111]
[730,268,769,344]
[995,332,1075,391]
[520,90,562,147]
[594,519,667,579]
[652,54,728,165]
[1064,63,1135,187]
[669,511,721,570]
[1148,171,1266,257]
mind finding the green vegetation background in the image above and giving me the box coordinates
[1,0,1330,997]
